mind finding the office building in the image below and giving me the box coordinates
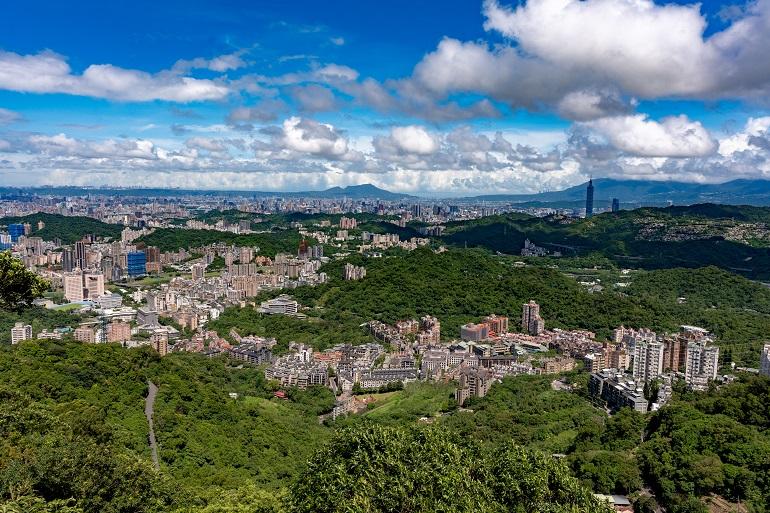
[127,251,147,277]
[522,300,545,335]
[761,344,770,376]
[585,179,594,218]
[10,323,32,344]
[632,339,664,382]
[8,223,25,242]
[612,198,620,212]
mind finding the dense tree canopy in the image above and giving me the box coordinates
[0,251,49,311]
[289,423,613,513]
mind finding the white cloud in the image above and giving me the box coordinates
[583,114,717,158]
[377,126,440,155]
[405,0,770,115]
[278,117,353,159]
[0,50,230,102]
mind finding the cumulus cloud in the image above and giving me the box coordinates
[582,114,718,158]
[377,126,439,155]
[403,0,770,116]
[0,50,230,102]
[276,117,358,160]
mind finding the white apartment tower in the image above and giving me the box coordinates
[685,340,719,390]
[761,344,770,376]
[632,340,664,382]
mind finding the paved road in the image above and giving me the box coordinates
[145,381,160,470]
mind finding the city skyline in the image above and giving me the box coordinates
[1,0,770,195]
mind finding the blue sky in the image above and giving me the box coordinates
[1,0,770,195]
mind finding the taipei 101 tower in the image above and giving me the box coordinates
[585,178,594,218]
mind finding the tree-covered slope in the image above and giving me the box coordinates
[441,205,770,277]
[0,213,123,244]
[137,227,307,254]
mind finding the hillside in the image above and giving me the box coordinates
[136,227,307,255]
[2,340,768,512]
[232,249,770,366]
[0,212,123,244]
[441,205,770,278]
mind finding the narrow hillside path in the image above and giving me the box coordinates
[145,381,160,470]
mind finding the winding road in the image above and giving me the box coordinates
[145,381,160,470]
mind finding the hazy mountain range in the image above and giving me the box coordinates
[5,179,770,205]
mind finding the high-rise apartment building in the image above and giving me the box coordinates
[108,321,132,343]
[63,270,85,302]
[761,344,770,376]
[685,340,719,391]
[632,340,664,382]
[83,270,105,298]
[521,300,545,335]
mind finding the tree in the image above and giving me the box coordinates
[289,423,613,513]
[0,251,48,311]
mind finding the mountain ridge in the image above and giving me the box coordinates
[5,178,770,204]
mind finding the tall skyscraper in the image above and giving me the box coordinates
[585,179,594,218]
[612,198,620,212]
[75,240,87,269]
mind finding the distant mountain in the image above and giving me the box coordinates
[298,184,414,200]
[0,183,415,200]
[469,178,770,206]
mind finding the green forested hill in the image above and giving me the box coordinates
[440,205,770,277]
[242,249,770,366]
[1,340,769,513]
[0,213,123,244]
[136,227,307,254]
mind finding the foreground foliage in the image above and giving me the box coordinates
[289,423,613,513]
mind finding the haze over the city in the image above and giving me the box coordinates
[2,0,770,195]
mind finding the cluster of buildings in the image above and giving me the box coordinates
[588,325,721,412]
